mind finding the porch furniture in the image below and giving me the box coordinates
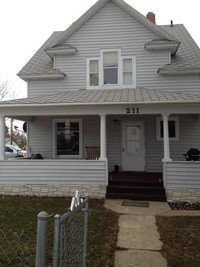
[183,148,200,161]
[85,146,100,160]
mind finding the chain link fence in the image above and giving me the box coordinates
[58,197,88,266]
[0,228,34,267]
[0,192,88,267]
[35,192,89,267]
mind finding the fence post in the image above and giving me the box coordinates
[53,214,61,267]
[35,211,49,267]
[83,197,89,267]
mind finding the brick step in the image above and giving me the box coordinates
[106,192,167,202]
[107,185,165,195]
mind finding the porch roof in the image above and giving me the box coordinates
[1,88,200,107]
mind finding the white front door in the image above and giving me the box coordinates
[122,122,145,171]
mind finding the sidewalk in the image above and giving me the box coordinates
[104,199,170,267]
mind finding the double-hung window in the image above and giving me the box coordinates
[87,49,136,89]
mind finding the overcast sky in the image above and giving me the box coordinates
[1,0,200,99]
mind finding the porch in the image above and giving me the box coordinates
[0,88,200,201]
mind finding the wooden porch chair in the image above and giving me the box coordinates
[85,146,100,160]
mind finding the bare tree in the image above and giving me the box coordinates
[0,76,16,142]
[0,78,15,101]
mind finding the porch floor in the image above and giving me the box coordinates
[106,171,166,201]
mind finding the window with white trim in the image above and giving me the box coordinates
[87,49,136,88]
[53,119,82,158]
[156,117,179,141]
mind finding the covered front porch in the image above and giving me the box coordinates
[0,88,200,201]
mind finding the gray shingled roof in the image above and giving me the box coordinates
[1,88,200,106]
[159,24,200,71]
[18,31,62,77]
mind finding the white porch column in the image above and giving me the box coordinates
[0,116,5,160]
[99,114,107,160]
[162,113,172,162]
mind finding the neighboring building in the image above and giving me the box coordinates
[0,0,200,201]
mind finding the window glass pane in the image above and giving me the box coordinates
[103,51,118,84]
[126,126,141,156]
[104,69,118,84]
[90,60,98,73]
[90,74,99,86]
[169,121,176,138]
[103,52,118,66]
[56,121,80,156]
[123,58,132,72]
[123,73,132,85]
[160,120,176,138]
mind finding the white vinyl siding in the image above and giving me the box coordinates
[28,1,200,97]
[165,161,200,188]
[0,160,107,185]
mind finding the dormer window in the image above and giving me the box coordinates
[87,49,136,89]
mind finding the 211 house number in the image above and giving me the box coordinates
[126,107,140,114]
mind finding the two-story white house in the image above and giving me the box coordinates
[0,0,200,201]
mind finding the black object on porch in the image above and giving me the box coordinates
[183,148,200,161]
[106,171,166,201]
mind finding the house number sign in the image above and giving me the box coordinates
[126,107,140,114]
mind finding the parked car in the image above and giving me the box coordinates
[5,145,24,159]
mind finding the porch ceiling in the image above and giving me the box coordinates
[1,88,200,107]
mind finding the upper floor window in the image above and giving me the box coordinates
[86,49,136,89]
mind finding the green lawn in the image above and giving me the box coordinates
[0,195,119,267]
[156,216,200,267]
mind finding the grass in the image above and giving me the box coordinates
[156,216,200,267]
[0,195,119,267]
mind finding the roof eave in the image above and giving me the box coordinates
[45,46,78,59]
[145,40,180,55]
[158,68,200,75]
[18,72,66,82]
[1,100,200,108]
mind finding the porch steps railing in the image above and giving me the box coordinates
[106,171,166,201]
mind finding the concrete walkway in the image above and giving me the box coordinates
[104,199,171,267]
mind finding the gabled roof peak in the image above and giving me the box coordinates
[51,0,178,47]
